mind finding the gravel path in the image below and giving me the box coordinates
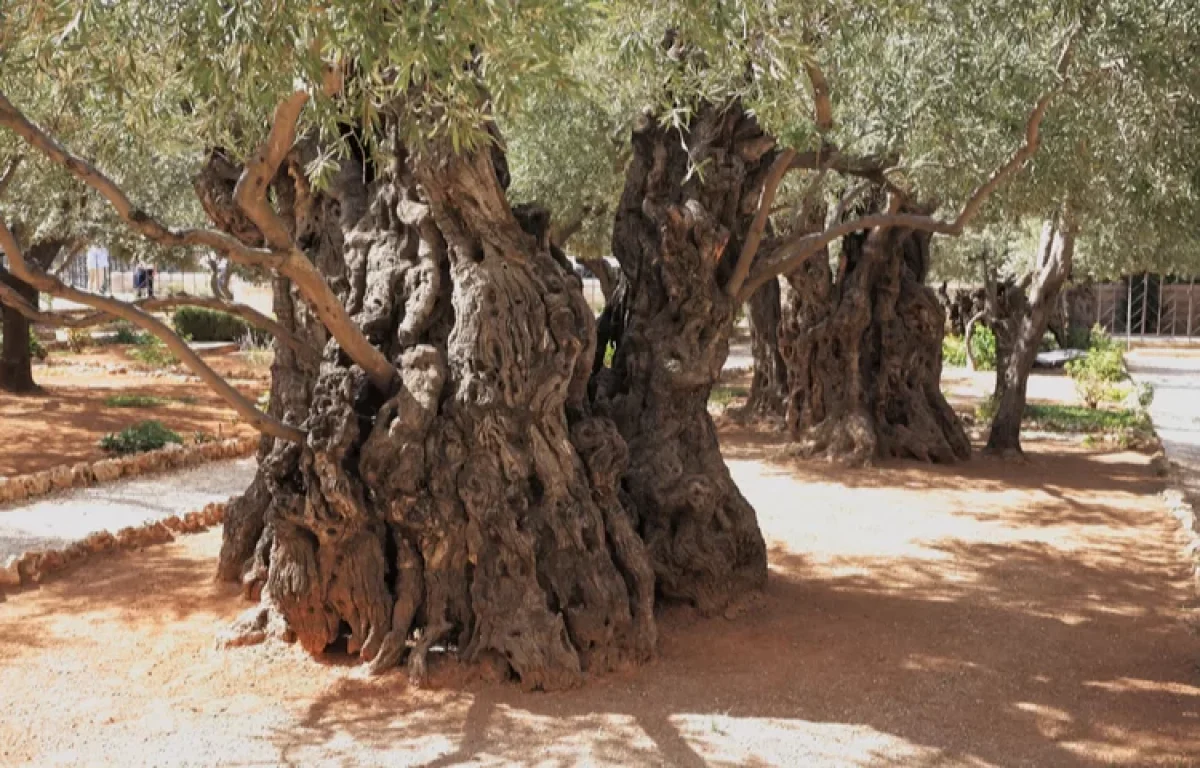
[0,458,256,560]
[1127,349,1200,508]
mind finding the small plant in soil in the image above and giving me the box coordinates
[109,323,141,345]
[127,334,180,367]
[104,394,169,408]
[27,329,47,361]
[710,385,749,407]
[1065,326,1129,409]
[65,327,90,353]
[99,420,183,454]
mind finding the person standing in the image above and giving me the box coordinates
[85,244,109,294]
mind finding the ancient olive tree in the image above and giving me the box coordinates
[0,0,1107,688]
[925,1,1200,456]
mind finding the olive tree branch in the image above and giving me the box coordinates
[0,215,304,443]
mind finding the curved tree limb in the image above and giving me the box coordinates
[724,148,797,299]
[0,216,304,443]
[0,288,318,364]
[738,32,1076,305]
[804,61,834,133]
[0,88,397,393]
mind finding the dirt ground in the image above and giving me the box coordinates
[2,423,1197,765]
[0,346,267,476]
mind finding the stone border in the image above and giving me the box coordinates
[1161,473,1200,596]
[0,500,228,588]
[0,435,258,506]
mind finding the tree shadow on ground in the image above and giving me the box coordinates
[272,532,1200,767]
[718,420,1163,499]
[0,541,240,638]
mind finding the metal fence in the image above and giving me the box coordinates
[1094,274,1199,342]
[60,253,214,299]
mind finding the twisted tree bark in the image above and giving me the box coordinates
[742,277,788,421]
[778,201,970,465]
[590,103,768,615]
[218,131,655,690]
[0,240,64,393]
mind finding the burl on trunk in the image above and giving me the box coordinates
[220,135,655,691]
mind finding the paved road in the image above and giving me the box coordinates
[0,458,256,560]
[1127,350,1200,514]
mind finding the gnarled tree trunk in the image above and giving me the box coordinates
[778,201,970,466]
[0,240,64,393]
[218,132,656,691]
[0,267,37,392]
[742,276,788,421]
[985,209,1077,457]
[590,104,768,615]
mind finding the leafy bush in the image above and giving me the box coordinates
[127,333,180,367]
[1065,325,1128,408]
[110,323,141,345]
[99,420,183,454]
[1038,331,1060,352]
[1135,381,1155,409]
[709,385,749,406]
[28,329,47,361]
[942,335,967,367]
[944,329,998,370]
[970,325,997,370]
[104,394,168,408]
[1024,403,1152,435]
[172,306,251,342]
[65,327,90,352]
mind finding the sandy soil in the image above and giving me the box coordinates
[1,430,1197,766]
[0,346,267,477]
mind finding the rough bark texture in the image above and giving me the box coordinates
[778,200,970,466]
[742,277,788,422]
[0,240,62,393]
[986,213,1077,457]
[590,103,768,615]
[218,132,655,690]
[0,266,36,392]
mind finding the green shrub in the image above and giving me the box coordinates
[99,420,183,454]
[1065,325,1128,409]
[1024,403,1151,435]
[172,306,253,342]
[111,324,141,345]
[65,327,90,353]
[602,342,615,368]
[970,325,997,370]
[709,385,749,406]
[1135,381,1155,409]
[1038,331,1060,352]
[28,329,47,361]
[127,334,180,367]
[104,394,168,408]
[942,335,967,367]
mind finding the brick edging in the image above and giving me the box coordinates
[0,501,229,589]
[0,435,258,506]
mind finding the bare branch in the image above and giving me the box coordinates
[0,87,397,392]
[804,61,834,133]
[13,292,318,363]
[737,31,1079,304]
[725,148,796,298]
[0,215,304,443]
